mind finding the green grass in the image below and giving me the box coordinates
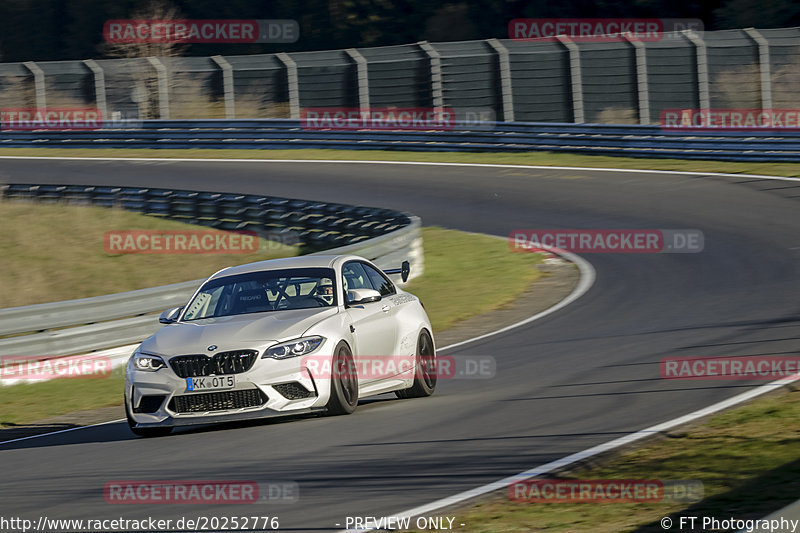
[404,228,541,332]
[0,148,798,178]
[0,201,297,308]
[0,369,126,427]
[400,389,800,533]
[0,226,543,426]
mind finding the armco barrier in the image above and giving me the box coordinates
[0,184,422,357]
[0,183,412,250]
[1,120,799,161]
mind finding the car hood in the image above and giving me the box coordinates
[140,307,338,355]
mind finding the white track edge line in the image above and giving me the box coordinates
[437,242,595,352]
[339,375,800,532]
[0,156,799,182]
[0,419,125,445]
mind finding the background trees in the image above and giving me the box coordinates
[0,0,796,62]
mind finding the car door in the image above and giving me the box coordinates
[342,261,398,384]
[360,262,408,379]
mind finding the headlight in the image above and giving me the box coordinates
[132,351,167,372]
[263,336,325,359]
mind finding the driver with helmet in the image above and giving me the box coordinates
[316,277,334,305]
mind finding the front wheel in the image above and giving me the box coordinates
[396,330,437,399]
[325,342,359,415]
[125,399,172,438]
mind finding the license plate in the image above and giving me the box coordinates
[186,375,235,391]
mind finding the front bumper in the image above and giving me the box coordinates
[132,405,327,428]
[125,350,333,428]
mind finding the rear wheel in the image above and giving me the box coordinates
[326,342,359,415]
[396,330,437,399]
[125,399,172,438]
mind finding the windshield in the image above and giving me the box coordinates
[182,267,336,320]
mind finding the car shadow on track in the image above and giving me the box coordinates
[171,395,399,437]
[0,419,130,450]
[0,422,82,442]
[0,394,403,451]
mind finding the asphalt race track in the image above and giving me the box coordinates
[1,158,799,532]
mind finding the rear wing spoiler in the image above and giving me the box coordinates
[383,260,410,282]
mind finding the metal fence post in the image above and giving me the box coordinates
[623,33,651,125]
[744,28,773,111]
[345,48,370,113]
[487,38,515,122]
[683,30,710,111]
[146,57,170,119]
[211,55,235,119]
[556,35,584,123]
[83,59,108,119]
[22,61,46,109]
[418,41,444,112]
[276,52,300,119]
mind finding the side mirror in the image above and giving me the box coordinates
[159,306,184,324]
[346,288,382,305]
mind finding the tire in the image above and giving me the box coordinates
[396,330,437,399]
[125,399,172,438]
[325,342,359,415]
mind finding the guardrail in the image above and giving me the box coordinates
[0,183,423,357]
[1,120,799,161]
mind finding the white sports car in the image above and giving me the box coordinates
[124,254,436,437]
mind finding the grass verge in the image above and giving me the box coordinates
[0,148,798,178]
[404,228,541,332]
[0,201,297,308]
[0,368,126,428]
[0,226,541,426]
[401,387,800,533]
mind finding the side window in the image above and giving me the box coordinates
[362,263,396,296]
[342,262,372,295]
